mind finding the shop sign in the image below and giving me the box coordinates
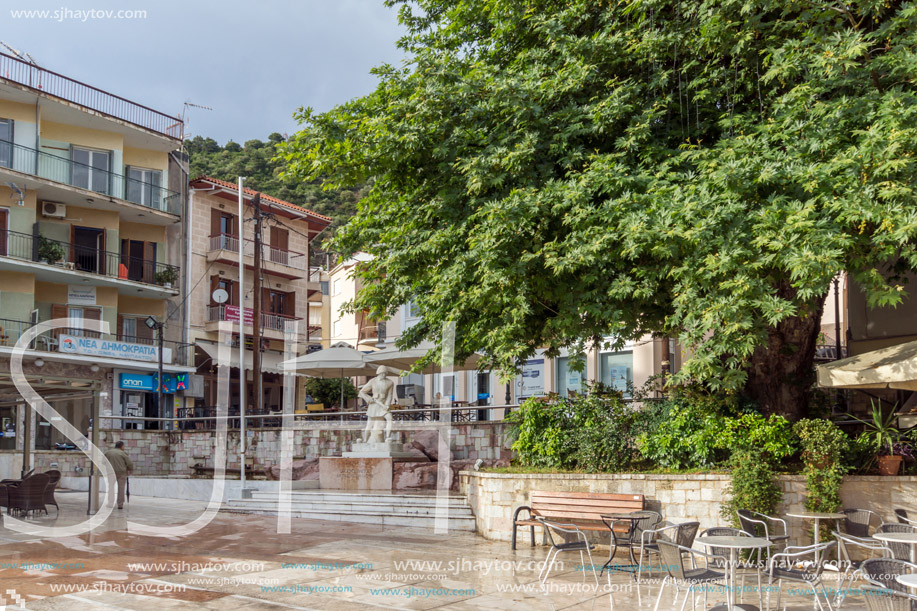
[60,335,173,364]
[67,285,96,305]
[224,305,254,326]
[119,373,181,393]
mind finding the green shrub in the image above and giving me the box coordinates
[637,398,727,470]
[794,419,849,513]
[504,388,638,472]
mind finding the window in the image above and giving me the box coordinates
[71,147,110,194]
[556,355,586,397]
[0,119,11,169]
[120,239,156,283]
[126,166,163,208]
[53,305,101,338]
[600,351,633,397]
[332,278,342,296]
[122,316,137,339]
[333,319,341,337]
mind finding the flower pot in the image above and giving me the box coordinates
[878,455,903,476]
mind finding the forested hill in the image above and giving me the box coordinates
[185,133,364,227]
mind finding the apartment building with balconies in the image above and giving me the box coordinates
[187,177,331,417]
[0,53,194,471]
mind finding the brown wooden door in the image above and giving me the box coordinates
[0,208,7,256]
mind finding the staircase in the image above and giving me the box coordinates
[222,490,477,531]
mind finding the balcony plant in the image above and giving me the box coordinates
[37,236,65,265]
[851,401,910,475]
[154,266,178,288]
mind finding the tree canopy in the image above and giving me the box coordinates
[186,134,366,227]
[281,0,917,419]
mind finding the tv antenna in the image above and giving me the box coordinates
[181,101,213,138]
[0,42,39,66]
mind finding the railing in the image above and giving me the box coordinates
[814,344,847,362]
[208,233,308,271]
[0,52,183,139]
[0,318,193,365]
[206,304,302,331]
[359,326,381,342]
[0,141,181,214]
[0,229,180,290]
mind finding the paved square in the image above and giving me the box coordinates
[0,491,870,609]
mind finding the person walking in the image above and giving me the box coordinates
[104,441,134,509]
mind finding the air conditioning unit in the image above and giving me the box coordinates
[41,202,66,219]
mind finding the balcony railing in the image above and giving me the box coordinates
[208,233,308,271]
[814,344,847,362]
[206,304,302,332]
[0,318,193,365]
[0,229,180,290]
[0,52,183,140]
[0,141,181,214]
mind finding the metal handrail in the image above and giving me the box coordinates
[0,141,181,214]
[0,51,182,139]
[207,233,308,270]
[206,304,302,327]
[0,229,180,289]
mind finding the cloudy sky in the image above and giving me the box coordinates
[2,0,407,143]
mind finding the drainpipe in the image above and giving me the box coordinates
[34,99,39,173]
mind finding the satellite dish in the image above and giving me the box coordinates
[212,288,229,304]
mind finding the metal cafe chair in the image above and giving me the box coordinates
[766,541,837,611]
[834,531,892,609]
[654,540,726,611]
[860,585,917,611]
[876,523,917,562]
[844,508,884,538]
[861,558,917,611]
[535,517,600,587]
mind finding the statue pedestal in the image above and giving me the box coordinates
[319,457,392,490]
[344,441,414,459]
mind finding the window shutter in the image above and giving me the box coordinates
[85,308,101,320]
[210,208,221,238]
[138,318,154,340]
[286,291,295,318]
[143,241,155,284]
[117,314,124,338]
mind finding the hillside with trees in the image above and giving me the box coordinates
[185,133,364,227]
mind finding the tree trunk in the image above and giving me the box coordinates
[743,293,826,421]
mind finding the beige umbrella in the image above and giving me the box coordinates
[816,340,917,391]
[365,340,484,374]
[282,344,379,410]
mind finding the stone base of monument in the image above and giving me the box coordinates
[343,441,415,459]
[319,457,393,490]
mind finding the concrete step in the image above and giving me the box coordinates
[221,491,476,531]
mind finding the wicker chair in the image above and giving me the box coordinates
[635,520,700,584]
[835,532,893,608]
[737,509,790,553]
[608,510,662,569]
[861,585,917,611]
[845,508,884,537]
[877,523,917,562]
[654,540,726,611]
[42,470,61,512]
[766,541,836,611]
[7,473,50,516]
[861,558,917,610]
[896,509,917,526]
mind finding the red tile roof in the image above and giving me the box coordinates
[190,176,333,224]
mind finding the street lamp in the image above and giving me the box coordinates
[145,316,165,429]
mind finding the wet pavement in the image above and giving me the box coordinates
[0,490,871,609]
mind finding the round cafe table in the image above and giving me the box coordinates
[786,511,845,564]
[895,574,917,589]
[696,535,772,611]
[875,532,917,563]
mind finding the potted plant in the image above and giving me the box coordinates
[37,236,65,265]
[154,267,178,288]
[851,401,910,475]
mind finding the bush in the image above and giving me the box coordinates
[794,419,849,513]
[637,398,727,470]
[504,388,638,472]
[304,377,357,409]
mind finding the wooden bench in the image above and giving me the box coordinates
[512,491,645,549]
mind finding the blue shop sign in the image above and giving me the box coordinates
[119,373,180,393]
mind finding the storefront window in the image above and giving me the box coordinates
[515,357,545,400]
[556,356,586,397]
[600,351,633,397]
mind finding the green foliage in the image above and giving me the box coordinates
[282,0,917,419]
[720,450,784,524]
[186,135,365,228]
[794,419,849,513]
[637,396,727,470]
[303,377,357,409]
[37,236,64,264]
[717,413,797,459]
[154,267,178,286]
[504,391,638,472]
[851,401,910,456]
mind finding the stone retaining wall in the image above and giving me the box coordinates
[459,471,917,544]
[13,422,510,479]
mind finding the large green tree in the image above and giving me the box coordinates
[281,0,917,420]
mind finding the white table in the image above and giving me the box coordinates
[875,532,917,563]
[787,511,845,564]
[896,574,917,589]
[696,535,772,611]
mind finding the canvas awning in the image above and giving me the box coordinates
[196,341,297,376]
[816,340,917,391]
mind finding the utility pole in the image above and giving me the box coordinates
[252,193,263,423]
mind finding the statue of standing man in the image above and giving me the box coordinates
[358,366,395,443]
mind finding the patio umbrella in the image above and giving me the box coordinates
[365,340,484,374]
[281,344,380,410]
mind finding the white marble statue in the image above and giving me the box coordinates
[358,366,395,443]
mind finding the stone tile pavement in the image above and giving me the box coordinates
[0,491,871,609]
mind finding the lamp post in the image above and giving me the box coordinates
[145,316,166,430]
